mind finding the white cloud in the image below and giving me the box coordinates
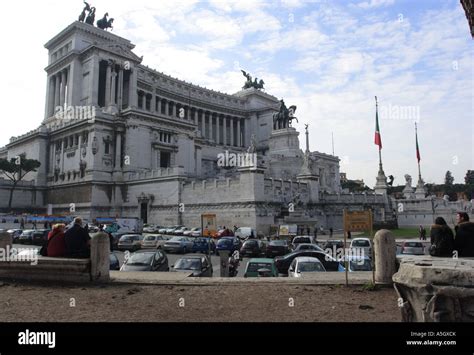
[356,0,395,9]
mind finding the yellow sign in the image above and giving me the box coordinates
[343,210,373,232]
[201,213,217,237]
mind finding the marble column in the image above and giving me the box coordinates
[115,133,122,169]
[223,117,227,146]
[201,112,206,138]
[209,114,213,141]
[230,117,234,146]
[118,69,124,109]
[216,116,221,144]
[151,95,156,113]
[105,63,112,107]
[54,74,61,110]
[59,70,66,107]
[236,118,241,147]
[110,69,117,106]
[128,67,138,109]
[48,76,55,117]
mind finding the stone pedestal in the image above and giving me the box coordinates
[373,229,397,284]
[415,179,426,199]
[393,255,474,322]
[90,232,111,282]
[374,169,388,195]
[268,128,300,158]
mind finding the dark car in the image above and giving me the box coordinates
[31,229,51,246]
[265,240,290,257]
[216,229,234,238]
[216,237,242,256]
[274,250,345,275]
[191,237,216,254]
[7,229,23,243]
[323,240,345,252]
[109,252,120,270]
[172,254,213,277]
[240,239,266,257]
[18,230,35,244]
[120,250,169,272]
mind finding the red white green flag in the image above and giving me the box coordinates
[374,97,382,149]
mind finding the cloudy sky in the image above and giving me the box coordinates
[0,0,472,187]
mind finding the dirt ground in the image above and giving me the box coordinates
[0,281,401,322]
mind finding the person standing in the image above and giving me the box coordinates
[329,227,333,238]
[454,212,474,257]
[64,217,91,258]
[419,225,426,241]
[429,217,454,257]
[20,218,25,229]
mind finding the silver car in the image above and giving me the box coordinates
[401,241,425,255]
[141,234,167,249]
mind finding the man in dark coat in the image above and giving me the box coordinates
[64,217,91,258]
[454,212,474,257]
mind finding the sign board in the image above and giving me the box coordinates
[201,213,217,237]
[343,210,373,233]
[279,224,297,236]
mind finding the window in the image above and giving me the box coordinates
[159,152,170,168]
[105,141,110,155]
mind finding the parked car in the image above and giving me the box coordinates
[19,229,50,246]
[191,237,216,254]
[291,235,316,250]
[288,257,326,277]
[158,226,169,234]
[117,234,143,252]
[120,250,169,272]
[172,254,213,277]
[240,239,266,257]
[274,250,345,275]
[400,241,425,255]
[216,228,234,238]
[216,237,242,256]
[7,229,23,243]
[163,236,194,254]
[234,227,256,240]
[323,239,345,251]
[109,252,120,270]
[293,243,324,252]
[166,225,183,235]
[18,230,36,244]
[143,224,161,233]
[244,258,278,277]
[31,229,51,246]
[345,255,373,271]
[183,227,199,237]
[265,240,290,257]
[350,238,373,258]
[174,227,189,236]
[87,224,100,233]
[190,228,202,237]
[141,234,167,249]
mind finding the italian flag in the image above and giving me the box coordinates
[374,98,382,149]
[416,125,421,162]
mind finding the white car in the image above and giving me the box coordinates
[234,227,256,240]
[350,238,372,259]
[183,227,199,237]
[141,234,167,249]
[291,235,317,250]
[288,257,326,277]
[345,255,373,271]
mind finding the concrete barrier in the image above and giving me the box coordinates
[0,231,110,283]
[373,229,397,285]
[0,231,12,251]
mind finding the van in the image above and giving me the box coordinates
[234,227,256,240]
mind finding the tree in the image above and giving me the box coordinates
[0,154,41,210]
[444,171,454,186]
[465,170,474,185]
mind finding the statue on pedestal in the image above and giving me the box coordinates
[273,99,298,130]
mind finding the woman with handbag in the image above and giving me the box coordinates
[46,224,66,257]
[429,217,454,257]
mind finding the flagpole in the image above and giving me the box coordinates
[375,96,383,173]
[415,122,421,182]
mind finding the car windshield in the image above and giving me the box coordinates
[270,240,287,246]
[169,237,184,242]
[175,258,201,270]
[126,253,153,266]
[297,262,325,272]
[352,240,370,247]
[121,236,137,242]
[247,262,272,273]
[350,259,372,271]
[217,239,232,246]
[244,240,258,247]
[405,242,421,247]
[144,236,156,241]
